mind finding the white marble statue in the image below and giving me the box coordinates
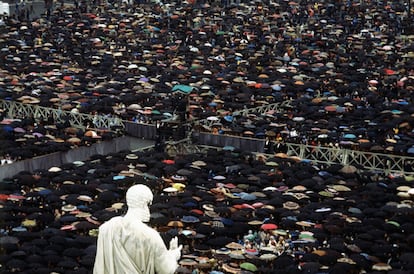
[93,184,182,274]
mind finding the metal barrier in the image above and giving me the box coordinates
[192,100,293,128]
[0,100,124,129]
[283,142,414,175]
[194,133,414,175]
[232,100,293,116]
[1,99,292,131]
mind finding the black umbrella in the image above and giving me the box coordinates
[206,236,235,247]
[0,236,19,245]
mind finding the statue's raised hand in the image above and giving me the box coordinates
[168,236,182,260]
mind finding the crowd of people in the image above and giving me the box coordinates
[0,0,414,273]
[0,113,124,162]
[1,147,414,273]
[0,0,414,159]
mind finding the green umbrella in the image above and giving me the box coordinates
[171,84,193,94]
[240,262,257,272]
[386,220,400,228]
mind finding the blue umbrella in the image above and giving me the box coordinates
[38,189,52,196]
[407,147,414,154]
[397,100,409,105]
[181,216,200,223]
[2,125,13,132]
[221,217,234,226]
[113,175,125,181]
[271,84,282,91]
[343,133,357,139]
[147,25,160,32]
[255,132,265,138]
[238,192,257,201]
[223,146,235,151]
[336,106,346,113]
[223,115,233,122]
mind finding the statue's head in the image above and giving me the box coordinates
[126,184,153,222]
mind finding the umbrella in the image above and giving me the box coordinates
[324,105,338,112]
[339,165,357,174]
[38,189,52,196]
[207,236,234,247]
[171,84,193,94]
[2,125,14,132]
[207,116,220,121]
[226,242,244,250]
[74,221,97,231]
[223,115,234,122]
[32,132,44,138]
[168,220,184,228]
[343,134,357,139]
[181,216,200,223]
[176,169,193,176]
[223,146,235,151]
[22,219,37,227]
[141,173,158,180]
[128,64,138,69]
[66,137,81,144]
[372,262,392,271]
[240,262,258,272]
[13,127,26,133]
[260,253,277,261]
[0,236,19,244]
[261,223,278,231]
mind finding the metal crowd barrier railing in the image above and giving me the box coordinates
[284,142,414,176]
[192,134,414,176]
[0,100,124,130]
[191,100,293,128]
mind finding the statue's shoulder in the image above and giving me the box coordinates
[100,216,124,229]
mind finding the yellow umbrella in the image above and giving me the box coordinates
[172,183,186,191]
[22,219,36,227]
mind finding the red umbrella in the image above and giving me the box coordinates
[261,223,278,231]
[162,159,175,165]
[384,68,396,75]
[324,105,338,112]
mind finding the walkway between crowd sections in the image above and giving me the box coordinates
[0,135,155,180]
[2,99,414,176]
